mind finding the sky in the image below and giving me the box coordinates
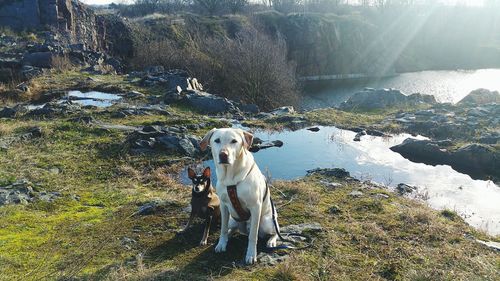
[81,0,486,6]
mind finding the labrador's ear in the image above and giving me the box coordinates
[202,167,211,178]
[200,128,216,151]
[187,167,196,179]
[241,129,254,150]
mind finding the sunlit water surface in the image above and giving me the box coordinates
[68,90,122,107]
[303,69,500,109]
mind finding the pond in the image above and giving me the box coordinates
[182,126,500,235]
[67,90,122,107]
[303,69,500,109]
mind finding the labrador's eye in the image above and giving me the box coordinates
[231,139,237,144]
[214,138,220,144]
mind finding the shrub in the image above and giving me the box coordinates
[205,28,299,109]
[131,26,299,110]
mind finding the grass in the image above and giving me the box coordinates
[305,108,396,130]
[0,105,498,280]
[0,70,498,280]
[243,108,402,132]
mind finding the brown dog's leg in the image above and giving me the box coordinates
[180,212,195,233]
[200,215,212,246]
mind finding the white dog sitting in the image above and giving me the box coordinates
[200,128,279,264]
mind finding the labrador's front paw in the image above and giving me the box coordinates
[214,237,228,253]
[245,248,257,264]
[266,235,277,248]
[200,239,208,246]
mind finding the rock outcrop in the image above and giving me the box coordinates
[127,125,201,157]
[458,89,500,105]
[339,88,436,110]
[0,179,61,206]
[390,138,499,181]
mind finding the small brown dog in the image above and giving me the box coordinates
[182,167,220,245]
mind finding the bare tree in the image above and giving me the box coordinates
[226,0,248,13]
[193,0,225,15]
[205,29,299,109]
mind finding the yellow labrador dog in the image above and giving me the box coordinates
[200,128,279,264]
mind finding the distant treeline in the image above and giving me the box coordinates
[109,0,500,17]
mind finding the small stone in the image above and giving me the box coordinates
[307,127,320,132]
[320,180,342,189]
[353,130,367,142]
[49,167,60,174]
[349,190,364,197]
[137,203,156,216]
[257,252,289,265]
[280,222,322,234]
[396,183,417,195]
[329,205,342,215]
[374,193,390,199]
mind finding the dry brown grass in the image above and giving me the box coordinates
[51,55,74,73]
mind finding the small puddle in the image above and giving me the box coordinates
[67,90,122,107]
[182,126,500,235]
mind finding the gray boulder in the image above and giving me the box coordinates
[0,126,42,150]
[0,107,17,118]
[238,103,260,114]
[339,88,436,110]
[452,144,499,179]
[21,65,43,79]
[26,102,81,118]
[270,106,295,116]
[182,90,237,114]
[396,183,417,195]
[128,125,201,157]
[22,52,54,68]
[0,180,34,206]
[0,179,61,206]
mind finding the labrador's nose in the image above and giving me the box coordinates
[219,151,229,164]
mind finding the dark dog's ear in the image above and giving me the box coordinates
[240,129,254,150]
[202,167,211,178]
[200,128,216,151]
[187,167,196,179]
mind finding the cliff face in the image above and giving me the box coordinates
[0,0,133,56]
[254,12,391,77]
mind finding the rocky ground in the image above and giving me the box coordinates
[0,64,499,280]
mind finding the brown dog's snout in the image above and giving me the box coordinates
[219,150,229,164]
